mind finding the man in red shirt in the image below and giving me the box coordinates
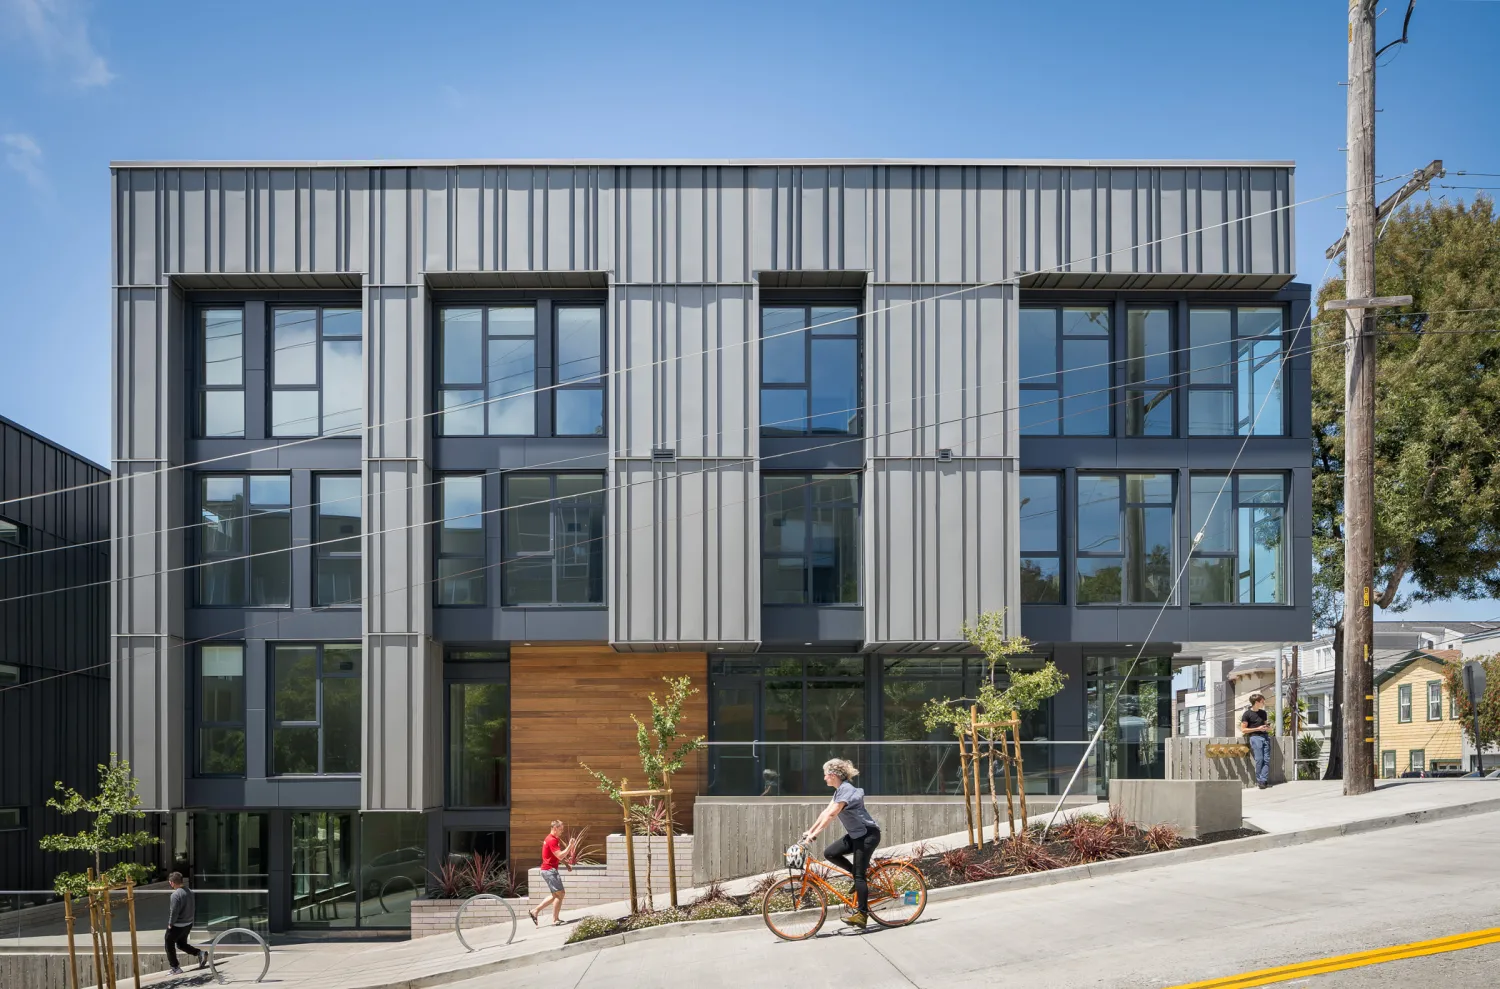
[528,820,570,926]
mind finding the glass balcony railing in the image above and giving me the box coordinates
[695,741,1101,798]
[0,887,269,946]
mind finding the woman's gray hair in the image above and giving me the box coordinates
[822,758,859,781]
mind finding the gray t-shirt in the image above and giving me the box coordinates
[168,886,195,928]
[833,781,878,839]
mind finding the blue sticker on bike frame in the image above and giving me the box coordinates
[904,890,918,905]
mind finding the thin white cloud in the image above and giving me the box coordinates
[3,132,47,190]
[2,0,113,88]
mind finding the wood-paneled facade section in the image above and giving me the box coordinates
[508,645,707,872]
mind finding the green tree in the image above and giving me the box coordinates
[1443,655,1500,755]
[1312,195,1500,778]
[39,756,160,896]
[582,676,705,912]
[921,611,1065,838]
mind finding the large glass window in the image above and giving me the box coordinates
[271,644,362,775]
[191,811,269,891]
[198,644,246,776]
[438,307,536,436]
[1125,308,1174,436]
[269,307,363,437]
[1020,474,1062,603]
[437,476,486,606]
[1076,474,1175,604]
[1188,307,1285,435]
[197,475,291,607]
[1188,473,1287,604]
[359,813,426,928]
[448,682,509,806]
[555,307,606,436]
[502,474,606,605]
[315,475,361,607]
[762,474,860,605]
[760,306,861,436]
[200,309,245,438]
[1087,656,1174,791]
[1020,307,1111,436]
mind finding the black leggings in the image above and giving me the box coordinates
[824,829,881,913]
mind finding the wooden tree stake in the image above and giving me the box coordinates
[1012,709,1030,831]
[621,779,637,914]
[125,881,140,989]
[664,790,678,909]
[969,706,984,845]
[63,891,80,989]
[957,729,975,847]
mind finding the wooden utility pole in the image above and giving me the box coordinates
[1342,0,1378,797]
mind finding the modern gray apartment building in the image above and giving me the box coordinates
[0,415,111,890]
[110,159,1311,931]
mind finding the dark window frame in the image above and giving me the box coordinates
[1019,306,1112,437]
[552,304,608,437]
[1075,472,1177,606]
[500,472,607,607]
[267,305,364,438]
[1186,306,1289,437]
[269,642,362,777]
[313,473,362,608]
[760,472,862,606]
[1188,472,1290,606]
[1020,473,1063,605]
[436,474,488,608]
[0,807,23,831]
[0,662,21,687]
[436,305,539,437]
[444,653,512,809]
[0,516,27,549]
[195,473,293,609]
[1124,307,1176,437]
[198,307,247,439]
[196,643,247,778]
[1397,683,1412,723]
[758,303,864,438]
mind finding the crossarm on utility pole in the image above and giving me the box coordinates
[1326,160,1444,259]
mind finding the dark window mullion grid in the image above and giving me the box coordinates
[1060,307,1111,437]
[553,306,605,437]
[199,307,247,438]
[196,643,246,777]
[1075,474,1123,604]
[436,475,487,607]
[1019,473,1063,604]
[1124,307,1175,438]
[1187,308,1234,437]
[1191,474,1237,602]
[269,308,323,438]
[438,308,486,436]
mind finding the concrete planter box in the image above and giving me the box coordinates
[409,896,528,939]
[527,834,694,909]
[1109,779,1243,838]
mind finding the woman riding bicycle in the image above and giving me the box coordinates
[801,758,880,929]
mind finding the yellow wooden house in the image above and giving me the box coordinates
[1375,649,1465,777]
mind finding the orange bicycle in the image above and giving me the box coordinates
[761,839,928,941]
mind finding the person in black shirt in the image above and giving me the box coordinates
[1240,693,1272,788]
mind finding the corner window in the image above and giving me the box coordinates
[1397,683,1412,723]
[1381,750,1396,778]
[200,309,245,438]
[197,644,246,776]
[554,307,606,436]
[1187,307,1285,436]
[1020,474,1062,603]
[269,307,363,437]
[0,516,26,549]
[197,475,291,607]
[1428,680,1444,721]
[439,307,537,436]
[271,643,361,776]
[1076,473,1175,605]
[502,474,606,605]
[1188,474,1288,604]
[315,475,362,607]
[437,476,487,606]
[760,306,861,436]
[1020,307,1110,436]
[762,474,860,605]
[1125,309,1174,436]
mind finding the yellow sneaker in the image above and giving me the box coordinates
[841,911,867,929]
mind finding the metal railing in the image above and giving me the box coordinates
[0,889,269,945]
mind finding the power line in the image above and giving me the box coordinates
[0,171,1422,512]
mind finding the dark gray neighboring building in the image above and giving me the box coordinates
[0,415,111,890]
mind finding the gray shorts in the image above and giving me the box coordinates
[540,868,564,893]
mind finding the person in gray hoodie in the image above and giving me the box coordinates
[165,872,207,974]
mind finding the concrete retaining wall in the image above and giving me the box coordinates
[0,951,171,989]
[1167,736,1294,786]
[691,795,1095,884]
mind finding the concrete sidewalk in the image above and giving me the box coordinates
[119,780,1500,989]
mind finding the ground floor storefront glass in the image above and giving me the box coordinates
[289,811,427,929]
[1085,656,1175,794]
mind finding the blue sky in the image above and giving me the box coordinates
[2,0,1498,622]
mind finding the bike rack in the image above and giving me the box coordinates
[454,893,518,951]
[377,875,417,915]
[207,927,271,984]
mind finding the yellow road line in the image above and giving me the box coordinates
[1164,927,1500,988]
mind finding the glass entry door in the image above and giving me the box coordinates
[708,679,762,795]
[1086,656,1175,794]
[290,812,355,928]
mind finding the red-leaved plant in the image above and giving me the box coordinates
[998,830,1063,875]
[1067,819,1130,864]
[561,826,603,867]
[939,846,973,879]
[1142,823,1182,852]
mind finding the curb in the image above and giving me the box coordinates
[357,795,1500,989]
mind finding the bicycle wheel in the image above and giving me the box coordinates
[866,861,927,928]
[762,874,828,941]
